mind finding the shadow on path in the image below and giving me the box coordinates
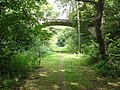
[17,52,120,90]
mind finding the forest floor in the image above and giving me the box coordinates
[17,49,120,90]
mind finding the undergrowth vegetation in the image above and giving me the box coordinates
[80,36,120,77]
[0,0,54,89]
[57,26,120,77]
[18,51,120,90]
[0,0,120,89]
[81,38,120,77]
[57,0,120,78]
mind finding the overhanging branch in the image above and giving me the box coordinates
[75,0,97,6]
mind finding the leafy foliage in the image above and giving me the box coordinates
[56,37,65,47]
[94,58,120,77]
[0,0,56,89]
[63,0,120,77]
[93,0,120,77]
[0,0,120,89]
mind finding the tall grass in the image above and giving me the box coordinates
[0,44,52,89]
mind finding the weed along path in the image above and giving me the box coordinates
[18,52,120,90]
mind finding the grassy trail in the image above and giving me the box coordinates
[59,54,66,90]
[18,52,120,90]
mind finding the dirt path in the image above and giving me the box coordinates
[18,53,66,90]
[59,54,66,90]
[17,53,120,90]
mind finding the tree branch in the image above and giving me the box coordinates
[75,0,97,6]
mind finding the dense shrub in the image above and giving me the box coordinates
[0,51,38,89]
[94,56,120,77]
[0,45,52,89]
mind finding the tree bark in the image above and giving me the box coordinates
[77,1,81,53]
[95,0,107,57]
[76,0,108,57]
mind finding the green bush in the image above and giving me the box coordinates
[0,50,41,89]
[93,38,120,77]
[94,57,120,77]
[108,38,120,55]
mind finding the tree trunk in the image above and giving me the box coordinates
[95,0,107,57]
[77,1,81,53]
